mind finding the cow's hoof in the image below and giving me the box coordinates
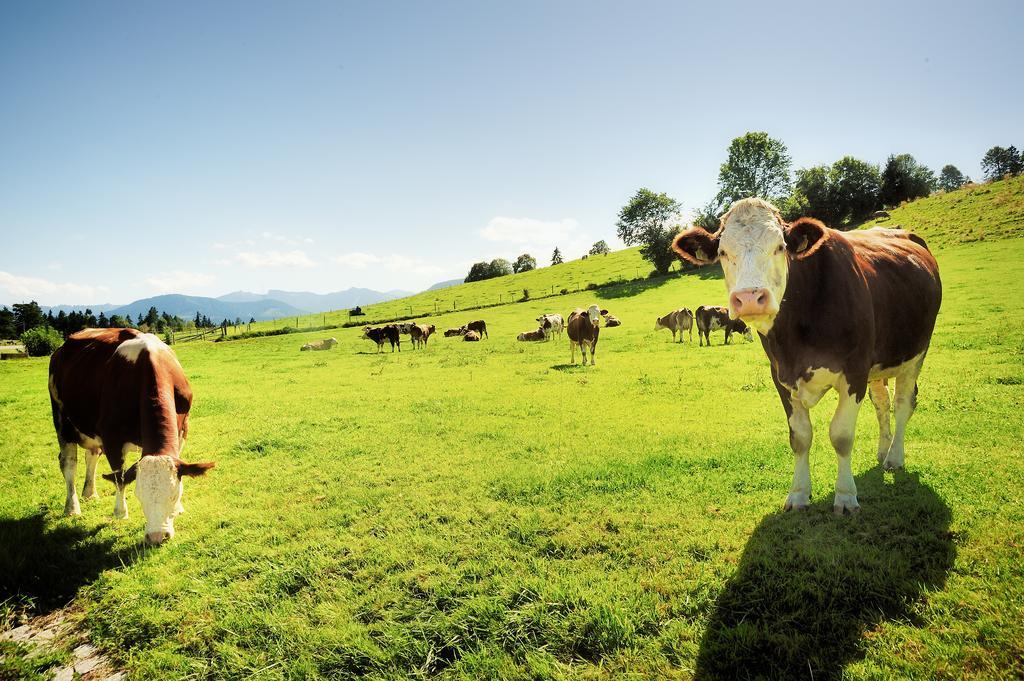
[882,457,904,472]
[833,494,860,515]
[784,492,810,511]
[64,505,81,517]
[83,492,100,502]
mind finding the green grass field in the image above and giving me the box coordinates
[2,181,1024,680]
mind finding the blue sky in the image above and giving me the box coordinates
[1,0,1020,305]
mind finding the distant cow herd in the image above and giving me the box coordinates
[45,197,942,543]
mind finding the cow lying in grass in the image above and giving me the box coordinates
[517,328,546,342]
[301,338,338,351]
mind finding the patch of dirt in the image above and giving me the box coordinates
[1,608,125,680]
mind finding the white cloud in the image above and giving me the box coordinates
[330,252,445,276]
[480,217,580,246]
[331,252,381,269]
[0,271,110,304]
[229,250,316,269]
[145,270,217,293]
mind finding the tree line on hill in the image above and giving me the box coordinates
[463,241,611,283]
[0,301,258,355]
[618,134,1023,274]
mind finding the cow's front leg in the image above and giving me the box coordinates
[82,448,102,501]
[831,384,863,514]
[59,442,80,516]
[785,402,812,511]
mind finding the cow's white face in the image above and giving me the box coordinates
[716,201,789,334]
[586,305,603,325]
[135,455,184,544]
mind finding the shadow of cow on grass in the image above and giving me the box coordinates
[696,469,954,681]
[0,512,146,617]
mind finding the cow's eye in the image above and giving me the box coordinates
[719,250,728,259]
[776,244,785,254]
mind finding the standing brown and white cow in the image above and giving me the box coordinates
[654,308,694,342]
[410,324,435,349]
[673,198,941,514]
[48,328,215,543]
[695,305,753,346]
[567,305,607,365]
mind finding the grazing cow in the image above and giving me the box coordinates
[463,320,488,339]
[566,305,607,365]
[48,328,215,544]
[536,314,564,340]
[362,325,401,353]
[602,314,622,328]
[673,197,941,514]
[301,337,338,351]
[654,308,694,343]
[517,328,546,342]
[410,324,436,349]
[695,306,753,346]
[463,330,481,342]
[444,327,463,337]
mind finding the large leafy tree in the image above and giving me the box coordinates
[12,301,44,334]
[588,240,611,256]
[938,165,969,192]
[716,132,792,204]
[829,156,882,224]
[880,154,936,206]
[512,254,536,273]
[0,306,16,338]
[616,188,681,274]
[980,146,1022,181]
[487,259,513,278]
[465,262,490,283]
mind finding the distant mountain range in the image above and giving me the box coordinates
[426,278,463,291]
[22,287,414,322]
[218,288,412,312]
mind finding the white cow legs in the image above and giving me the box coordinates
[60,442,80,516]
[113,483,129,519]
[785,403,813,511]
[868,380,893,464]
[82,448,102,501]
[830,385,863,514]
[884,358,924,471]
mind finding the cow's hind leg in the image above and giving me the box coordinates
[884,356,925,471]
[868,380,893,464]
[569,340,577,365]
[785,402,813,511]
[831,382,863,514]
[59,441,80,516]
[82,447,102,501]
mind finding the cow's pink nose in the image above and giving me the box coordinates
[146,531,169,545]
[730,288,772,318]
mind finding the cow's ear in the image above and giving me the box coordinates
[672,227,720,265]
[785,218,828,259]
[599,309,609,316]
[177,460,215,478]
[102,463,138,486]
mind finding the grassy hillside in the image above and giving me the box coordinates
[3,221,1024,678]
[234,245,676,335]
[867,175,1024,247]
[227,176,1024,340]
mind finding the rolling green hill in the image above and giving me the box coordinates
[867,174,1024,247]
[232,176,1024,339]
